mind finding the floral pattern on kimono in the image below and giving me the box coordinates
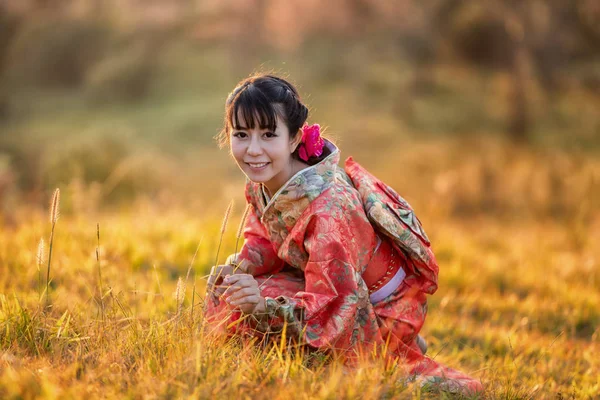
[344,157,439,295]
[205,140,483,395]
[233,188,285,276]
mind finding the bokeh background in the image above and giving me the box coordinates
[1,0,599,219]
[1,2,600,397]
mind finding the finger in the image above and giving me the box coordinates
[223,275,258,291]
[214,283,231,296]
[221,278,254,294]
[211,265,233,279]
[221,282,249,298]
[207,277,218,298]
[221,279,257,297]
[226,276,258,291]
[227,287,259,302]
[221,280,257,299]
[207,266,222,287]
[207,266,217,286]
[222,274,255,285]
[229,294,260,307]
[212,265,233,280]
[231,259,250,274]
[225,252,240,266]
[209,265,233,287]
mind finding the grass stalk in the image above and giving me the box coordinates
[96,222,105,325]
[188,239,202,328]
[214,200,233,269]
[46,188,60,308]
[209,201,233,298]
[36,238,44,302]
[175,277,185,320]
[232,204,250,273]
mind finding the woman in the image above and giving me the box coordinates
[205,73,483,394]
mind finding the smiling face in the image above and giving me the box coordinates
[229,113,305,196]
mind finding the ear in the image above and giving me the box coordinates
[290,129,303,153]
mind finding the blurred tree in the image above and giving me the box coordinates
[494,1,531,143]
[7,17,110,88]
[1,0,598,146]
[573,0,600,52]
[0,6,20,120]
[434,0,532,142]
[85,39,158,103]
[424,0,599,143]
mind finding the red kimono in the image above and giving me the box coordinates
[206,141,483,394]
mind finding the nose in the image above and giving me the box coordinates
[246,135,263,156]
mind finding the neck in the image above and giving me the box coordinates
[263,158,309,197]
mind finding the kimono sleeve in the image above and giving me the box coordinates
[344,157,439,294]
[235,203,285,276]
[263,212,377,351]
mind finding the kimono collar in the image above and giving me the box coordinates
[258,139,340,228]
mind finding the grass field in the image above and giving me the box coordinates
[1,137,599,399]
[1,40,600,398]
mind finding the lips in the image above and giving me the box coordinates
[246,162,270,171]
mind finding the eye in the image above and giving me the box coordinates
[232,131,247,138]
[264,132,277,138]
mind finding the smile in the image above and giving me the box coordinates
[246,162,270,170]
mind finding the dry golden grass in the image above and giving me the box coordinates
[0,139,598,399]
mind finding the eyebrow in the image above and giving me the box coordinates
[232,125,273,131]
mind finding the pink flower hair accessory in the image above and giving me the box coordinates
[298,123,324,162]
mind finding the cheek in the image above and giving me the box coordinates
[230,143,245,163]
[270,142,291,163]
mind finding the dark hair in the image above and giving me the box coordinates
[216,74,328,164]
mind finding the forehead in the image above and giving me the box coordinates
[231,107,287,132]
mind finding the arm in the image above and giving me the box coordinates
[261,212,377,351]
[231,203,285,276]
[206,203,284,313]
[224,180,285,276]
[210,181,283,303]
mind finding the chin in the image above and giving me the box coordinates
[243,170,271,184]
[246,176,267,184]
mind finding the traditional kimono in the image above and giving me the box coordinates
[205,140,483,394]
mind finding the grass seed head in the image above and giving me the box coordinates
[50,188,60,224]
[36,238,45,268]
[174,277,186,315]
[236,204,251,240]
[220,200,234,235]
[174,277,185,302]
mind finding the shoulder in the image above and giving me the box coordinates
[301,181,377,265]
[303,174,371,239]
[308,168,364,215]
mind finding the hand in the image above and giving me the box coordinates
[225,252,240,266]
[221,274,266,314]
[226,253,251,274]
[207,264,234,300]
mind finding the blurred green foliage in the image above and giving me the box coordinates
[7,17,111,88]
[0,1,598,215]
